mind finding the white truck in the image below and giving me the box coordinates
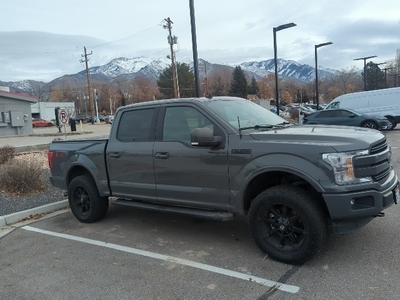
[326,87,400,130]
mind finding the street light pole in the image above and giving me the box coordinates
[315,42,332,110]
[189,0,200,98]
[273,22,296,116]
[353,55,377,91]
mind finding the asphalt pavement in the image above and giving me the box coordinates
[2,127,400,299]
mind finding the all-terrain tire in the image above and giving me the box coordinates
[249,185,327,265]
[68,174,109,223]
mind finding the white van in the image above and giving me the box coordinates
[326,87,400,129]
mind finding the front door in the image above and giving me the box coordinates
[153,105,230,210]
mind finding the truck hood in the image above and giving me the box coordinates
[249,124,384,153]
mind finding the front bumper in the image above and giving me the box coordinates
[323,179,398,234]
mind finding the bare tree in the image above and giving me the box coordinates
[208,69,231,96]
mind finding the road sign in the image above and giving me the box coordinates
[58,109,69,125]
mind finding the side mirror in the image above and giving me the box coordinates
[190,127,221,147]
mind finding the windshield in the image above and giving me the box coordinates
[203,98,288,130]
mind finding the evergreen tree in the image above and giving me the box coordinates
[157,65,175,98]
[176,63,195,98]
[248,76,259,95]
[362,61,385,90]
[157,62,195,98]
[230,66,248,98]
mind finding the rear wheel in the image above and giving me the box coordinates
[68,174,109,223]
[249,185,327,265]
[361,121,378,129]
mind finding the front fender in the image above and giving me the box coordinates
[230,153,331,210]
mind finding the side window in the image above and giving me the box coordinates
[315,111,333,118]
[163,106,215,144]
[327,102,340,109]
[340,110,352,117]
[117,108,155,142]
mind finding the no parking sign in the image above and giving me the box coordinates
[58,109,69,125]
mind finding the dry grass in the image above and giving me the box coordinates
[0,151,48,195]
[0,145,15,165]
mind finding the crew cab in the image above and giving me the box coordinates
[48,96,399,264]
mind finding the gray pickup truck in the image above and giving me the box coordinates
[48,96,399,265]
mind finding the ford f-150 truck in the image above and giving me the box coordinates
[48,96,399,264]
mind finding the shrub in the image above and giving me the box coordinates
[0,145,15,165]
[0,153,47,195]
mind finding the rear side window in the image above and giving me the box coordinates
[117,108,155,142]
[315,111,336,118]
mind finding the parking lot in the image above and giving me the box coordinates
[1,128,400,299]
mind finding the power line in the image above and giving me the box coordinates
[2,25,163,59]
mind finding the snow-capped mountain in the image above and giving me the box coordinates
[84,56,171,79]
[1,56,338,97]
[238,59,336,82]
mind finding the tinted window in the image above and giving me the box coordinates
[337,110,354,117]
[315,111,336,118]
[163,106,215,144]
[117,108,155,142]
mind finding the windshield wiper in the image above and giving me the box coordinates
[239,124,274,131]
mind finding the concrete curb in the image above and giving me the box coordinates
[0,200,69,228]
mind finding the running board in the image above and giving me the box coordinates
[112,199,234,221]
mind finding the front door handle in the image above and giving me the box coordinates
[155,152,169,159]
[109,152,121,158]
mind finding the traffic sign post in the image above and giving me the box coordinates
[58,109,69,139]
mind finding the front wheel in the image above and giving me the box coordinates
[361,121,378,129]
[249,185,327,265]
[386,117,397,130]
[68,174,109,223]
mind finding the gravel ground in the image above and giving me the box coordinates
[0,151,66,216]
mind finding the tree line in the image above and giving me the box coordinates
[46,49,400,115]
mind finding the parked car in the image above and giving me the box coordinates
[32,118,54,127]
[325,87,400,130]
[303,108,391,130]
[74,115,93,123]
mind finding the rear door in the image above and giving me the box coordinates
[311,110,336,125]
[107,106,158,201]
[335,109,360,126]
[153,104,230,210]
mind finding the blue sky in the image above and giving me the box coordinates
[0,0,399,82]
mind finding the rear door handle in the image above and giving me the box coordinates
[155,152,169,159]
[109,152,121,158]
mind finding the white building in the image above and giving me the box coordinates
[31,102,75,121]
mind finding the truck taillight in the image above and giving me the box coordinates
[48,151,64,170]
[47,151,54,169]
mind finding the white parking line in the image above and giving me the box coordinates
[22,225,299,294]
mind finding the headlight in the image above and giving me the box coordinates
[322,150,372,185]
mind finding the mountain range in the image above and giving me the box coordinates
[0,57,337,99]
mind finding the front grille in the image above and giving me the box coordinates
[354,138,391,183]
[370,140,388,154]
[372,167,391,182]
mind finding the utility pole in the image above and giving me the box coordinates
[163,17,178,98]
[383,67,393,88]
[80,47,94,123]
[390,74,399,87]
[204,61,209,96]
